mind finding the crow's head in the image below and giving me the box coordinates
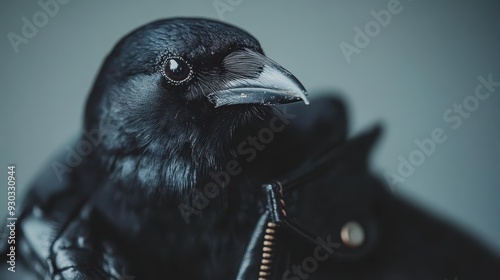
[84,18,308,194]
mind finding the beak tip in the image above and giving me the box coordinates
[298,90,310,105]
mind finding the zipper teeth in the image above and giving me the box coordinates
[258,184,286,280]
[258,221,277,280]
[259,191,287,280]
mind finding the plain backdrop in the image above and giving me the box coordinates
[1,0,499,253]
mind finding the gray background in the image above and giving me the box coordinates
[1,0,499,254]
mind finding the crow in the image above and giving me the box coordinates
[1,18,499,280]
[0,18,330,279]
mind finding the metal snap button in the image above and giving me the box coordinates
[341,221,365,248]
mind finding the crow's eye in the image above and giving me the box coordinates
[161,56,193,85]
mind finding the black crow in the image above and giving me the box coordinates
[0,18,320,279]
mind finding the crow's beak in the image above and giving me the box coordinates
[208,49,309,108]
